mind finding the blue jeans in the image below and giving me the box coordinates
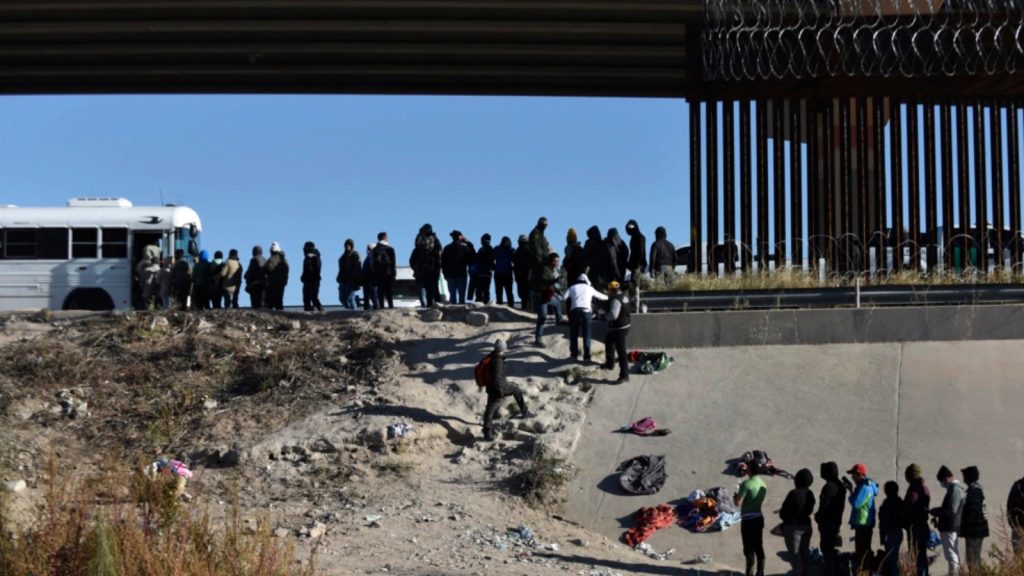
[339,283,359,309]
[363,285,379,310]
[447,277,467,304]
[533,293,563,342]
[569,308,593,359]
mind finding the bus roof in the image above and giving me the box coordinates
[0,201,202,232]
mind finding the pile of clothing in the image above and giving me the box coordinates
[677,487,742,533]
[623,504,677,548]
[627,351,674,374]
[617,455,667,495]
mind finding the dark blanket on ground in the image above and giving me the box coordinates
[618,455,667,495]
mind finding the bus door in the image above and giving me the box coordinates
[131,231,163,309]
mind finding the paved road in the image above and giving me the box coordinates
[566,341,1024,574]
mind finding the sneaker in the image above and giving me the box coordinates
[583,357,592,365]
[569,355,579,363]
[600,363,613,371]
[515,410,534,420]
[614,376,630,385]
[482,431,496,442]
[533,340,546,348]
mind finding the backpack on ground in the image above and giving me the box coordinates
[474,355,493,388]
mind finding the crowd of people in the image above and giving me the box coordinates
[736,460,1024,576]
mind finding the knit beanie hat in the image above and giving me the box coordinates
[906,463,922,480]
[494,339,507,353]
[567,228,578,244]
[937,465,953,481]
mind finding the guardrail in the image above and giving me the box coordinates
[638,283,1024,312]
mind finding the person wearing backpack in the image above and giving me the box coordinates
[372,232,397,309]
[904,463,932,576]
[930,466,965,576]
[513,234,532,310]
[878,481,905,576]
[362,243,378,310]
[337,239,362,310]
[410,224,442,307]
[959,466,988,574]
[816,462,846,576]
[263,242,289,310]
[478,339,529,442]
[845,463,879,575]
[1008,474,1024,555]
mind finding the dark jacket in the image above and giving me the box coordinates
[513,243,531,285]
[1008,478,1024,529]
[815,462,846,526]
[528,225,551,275]
[476,243,495,276]
[192,259,213,288]
[337,250,362,288]
[301,249,322,284]
[361,254,375,287]
[564,242,585,282]
[780,468,816,527]
[626,219,648,275]
[245,255,267,290]
[494,243,514,275]
[532,264,562,298]
[650,227,677,272]
[265,252,289,288]
[607,228,628,281]
[442,240,470,279]
[410,228,442,280]
[486,351,511,396]
[171,260,191,290]
[931,481,966,533]
[583,226,614,289]
[904,478,932,536]
[608,293,631,330]
[372,242,397,282]
[960,477,989,538]
[878,495,905,537]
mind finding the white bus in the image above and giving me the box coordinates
[0,198,202,311]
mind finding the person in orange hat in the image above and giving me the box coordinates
[845,463,879,575]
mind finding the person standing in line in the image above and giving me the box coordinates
[528,217,551,305]
[583,226,613,290]
[474,233,495,303]
[263,242,289,310]
[219,249,243,309]
[904,463,932,576]
[564,273,607,364]
[780,468,816,576]
[191,250,214,311]
[209,251,226,309]
[602,280,631,384]
[816,462,846,576]
[607,227,628,282]
[650,225,678,277]
[171,249,191,310]
[362,243,378,310]
[625,219,648,282]
[493,236,515,306]
[531,252,565,348]
[1008,473,1024,555]
[931,466,965,576]
[735,461,767,576]
[301,241,324,312]
[513,234,532,310]
[563,228,586,283]
[410,224,442,307]
[337,239,362,310]
[245,245,267,309]
[959,466,989,574]
[815,459,847,573]
[158,255,173,309]
[373,232,397,309]
[878,480,905,576]
[480,339,530,442]
[140,256,161,309]
[442,231,470,305]
[845,463,879,575]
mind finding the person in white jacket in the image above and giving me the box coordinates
[564,273,607,363]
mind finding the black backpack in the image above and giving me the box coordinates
[373,245,392,275]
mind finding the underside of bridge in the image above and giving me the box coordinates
[5,0,1024,276]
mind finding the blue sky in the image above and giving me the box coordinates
[0,95,689,303]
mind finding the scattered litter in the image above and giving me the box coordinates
[364,514,382,527]
[545,543,559,551]
[507,524,536,547]
[386,422,414,440]
[636,541,675,560]
[699,553,713,564]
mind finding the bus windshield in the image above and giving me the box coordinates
[175,225,201,257]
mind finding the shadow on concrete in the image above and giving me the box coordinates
[596,472,625,496]
[535,552,738,576]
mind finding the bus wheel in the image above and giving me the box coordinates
[63,289,115,311]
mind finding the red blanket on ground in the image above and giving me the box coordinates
[623,504,677,548]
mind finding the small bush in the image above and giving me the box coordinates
[508,445,572,509]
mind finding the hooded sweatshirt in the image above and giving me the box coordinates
[494,238,515,275]
[933,479,966,533]
[607,228,628,280]
[780,468,816,527]
[959,466,989,539]
[904,477,931,536]
[650,226,677,272]
[626,219,648,274]
[301,245,322,284]
[1008,477,1024,529]
[565,274,609,313]
[583,226,614,288]
[849,477,879,528]
[816,462,846,526]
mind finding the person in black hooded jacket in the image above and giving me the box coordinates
[410,224,442,307]
[959,466,989,574]
[513,235,532,310]
[1009,475,1024,555]
[879,481,905,576]
[301,241,324,312]
[625,219,647,281]
[583,226,614,290]
[780,468,816,576]
[815,462,845,576]
[650,226,677,277]
[607,227,628,282]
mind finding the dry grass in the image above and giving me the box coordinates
[639,268,1024,293]
[0,455,315,576]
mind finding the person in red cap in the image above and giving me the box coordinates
[845,463,879,575]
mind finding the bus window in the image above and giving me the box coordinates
[72,228,99,258]
[101,228,128,258]
[3,229,37,258]
[38,229,69,259]
[0,228,68,259]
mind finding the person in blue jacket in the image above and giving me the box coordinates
[845,463,879,575]
[493,236,516,306]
